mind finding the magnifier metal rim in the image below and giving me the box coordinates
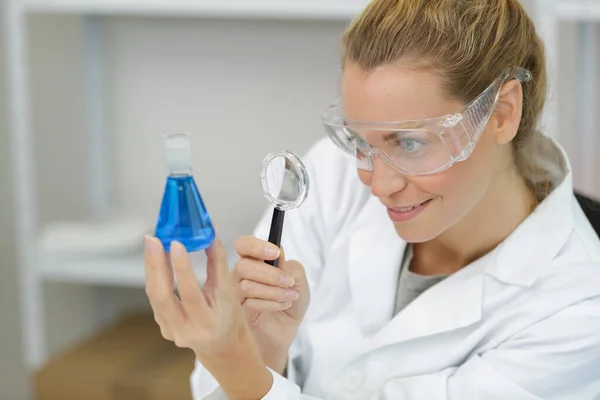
[260,150,310,211]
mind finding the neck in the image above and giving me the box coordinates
[413,169,537,276]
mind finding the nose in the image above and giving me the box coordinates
[369,156,408,199]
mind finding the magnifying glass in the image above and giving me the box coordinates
[260,150,310,267]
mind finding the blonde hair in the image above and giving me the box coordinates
[341,0,555,201]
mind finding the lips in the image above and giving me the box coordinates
[386,198,433,223]
[390,199,432,213]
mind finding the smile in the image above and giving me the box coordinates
[387,199,433,222]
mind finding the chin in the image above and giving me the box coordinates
[392,223,443,243]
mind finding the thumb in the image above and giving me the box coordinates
[278,246,308,290]
[277,246,310,321]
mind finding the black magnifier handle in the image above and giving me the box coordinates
[266,207,285,267]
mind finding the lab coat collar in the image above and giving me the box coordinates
[350,136,574,353]
[346,196,490,345]
[357,245,488,354]
[485,136,573,286]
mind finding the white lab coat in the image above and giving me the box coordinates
[190,137,600,400]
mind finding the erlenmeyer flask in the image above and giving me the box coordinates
[155,133,215,252]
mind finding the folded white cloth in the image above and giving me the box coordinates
[39,217,151,259]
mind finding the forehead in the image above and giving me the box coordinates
[340,62,464,122]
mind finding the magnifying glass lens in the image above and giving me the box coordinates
[260,151,309,212]
[259,151,310,267]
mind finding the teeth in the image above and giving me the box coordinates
[393,200,428,213]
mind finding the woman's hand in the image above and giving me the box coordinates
[144,234,273,400]
[233,235,311,375]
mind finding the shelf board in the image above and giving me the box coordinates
[23,0,369,20]
[555,1,600,21]
[39,250,240,287]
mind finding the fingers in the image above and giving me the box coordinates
[278,246,308,286]
[170,241,208,313]
[206,236,230,285]
[144,235,185,328]
[233,257,296,288]
[239,279,299,303]
[243,298,293,315]
[235,235,280,261]
[154,312,174,341]
[145,235,171,295]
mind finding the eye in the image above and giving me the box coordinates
[398,138,425,153]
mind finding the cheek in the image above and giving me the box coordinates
[413,151,493,201]
[411,171,460,198]
[434,145,496,202]
[357,169,372,186]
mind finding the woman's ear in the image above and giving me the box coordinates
[492,80,524,145]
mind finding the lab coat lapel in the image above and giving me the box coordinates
[346,194,484,348]
[347,196,406,336]
[361,256,486,354]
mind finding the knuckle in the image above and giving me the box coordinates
[232,261,242,278]
[153,291,171,307]
[244,300,263,314]
[145,286,154,299]
[243,300,258,312]
[234,236,245,253]
[160,327,174,341]
[234,258,249,276]
[235,235,254,255]
[269,270,283,286]
[173,336,187,348]
[239,279,255,294]
[172,331,192,349]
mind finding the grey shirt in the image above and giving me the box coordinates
[394,244,448,315]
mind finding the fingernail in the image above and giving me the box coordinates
[145,235,159,254]
[280,275,295,287]
[284,290,299,301]
[171,241,185,258]
[265,245,280,259]
[282,302,292,309]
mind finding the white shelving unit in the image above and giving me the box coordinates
[4,0,369,371]
[40,252,237,288]
[23,0,370,19]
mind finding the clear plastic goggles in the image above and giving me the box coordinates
[322,67,533,175]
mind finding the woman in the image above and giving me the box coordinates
[144,0,600,398]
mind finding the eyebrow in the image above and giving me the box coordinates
[383,133,398,141]
[383,130,416,140]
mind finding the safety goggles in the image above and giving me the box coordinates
[322,67,533,175]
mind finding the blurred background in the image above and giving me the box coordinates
[0,0,598,399]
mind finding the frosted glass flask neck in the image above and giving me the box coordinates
[163,132,192,176]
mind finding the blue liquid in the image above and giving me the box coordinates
[155,175,215,252]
